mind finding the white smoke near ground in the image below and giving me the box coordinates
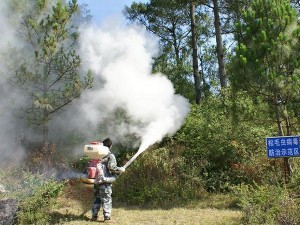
[73,22,190,157]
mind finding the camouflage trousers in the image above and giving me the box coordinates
[92,183,112,218]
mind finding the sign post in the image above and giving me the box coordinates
[266,135,300,183]
[266,136,300,158]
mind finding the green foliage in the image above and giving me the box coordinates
[0,166,64,225]
[232,184,300,225]
[72,155,90,172]
[17,173,64,225]
[175,90,279,191]
[125,0,215,101]
[286,158,300,194]
[114,147,206,206]
[11,0,93,141]
[230,0,300,138]
[231,0,300,89]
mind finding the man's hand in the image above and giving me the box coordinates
[119,167,126,173]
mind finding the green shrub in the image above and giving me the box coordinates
[72,155,90,172]
[114,147,206,207]
[175,92,280,191]
[0,165,64,225]
[16,172,64,225]
[287,158,300,194]
[276,194,300,225]
[232,183,300,225]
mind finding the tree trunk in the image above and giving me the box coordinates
[212,0,226,88]
[275,96,291,183]
[170,23,181,65]
[43,115,49,143]
[189,0,201,104]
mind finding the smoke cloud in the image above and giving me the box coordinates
[0,1,27,163]
[74,22,190,153]
[0,1,190,165]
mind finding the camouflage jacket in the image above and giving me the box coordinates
[94,153,123,184]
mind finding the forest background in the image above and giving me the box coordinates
[2,0,300,224]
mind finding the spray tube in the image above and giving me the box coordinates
[123,150,144,169]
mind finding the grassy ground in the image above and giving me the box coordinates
[50,180,242,225]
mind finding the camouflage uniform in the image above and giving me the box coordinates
[92,153,123,220]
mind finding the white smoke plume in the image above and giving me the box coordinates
[74,22,190,155]
[0,1,49,164]
[0,1,190,166]
[0,1,27,164]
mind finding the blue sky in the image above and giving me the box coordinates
[77,0,149,25]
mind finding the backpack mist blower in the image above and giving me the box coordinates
[81,142,110,184]
[81,142,144,184]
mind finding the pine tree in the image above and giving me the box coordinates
[12,0,93,142]
[230,0,300,179]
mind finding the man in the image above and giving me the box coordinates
[92,138,125,222]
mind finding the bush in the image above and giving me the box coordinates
[175,91,280,191]
[0,168,64,225]
[287,157,300,194]
[17,173,64,225]
[232,183,300,225]
[114,147,206,207]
